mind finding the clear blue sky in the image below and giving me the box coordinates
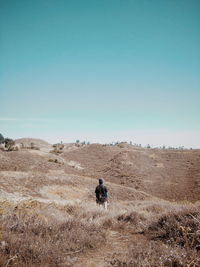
[0,0,200,147]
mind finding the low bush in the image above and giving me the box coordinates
[146,210,200,250]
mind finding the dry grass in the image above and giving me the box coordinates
[0,201,106,266]
[1,142,200,266]
[108,240,200,267]
[1,200,200,266]
[147,210,200,249]
[108,206,200,267]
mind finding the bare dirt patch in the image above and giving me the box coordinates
[67,160,84,170]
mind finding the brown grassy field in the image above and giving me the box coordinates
[0,139,200,266]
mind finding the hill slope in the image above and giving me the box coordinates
[62,143,200,202]
[0,140,199,266]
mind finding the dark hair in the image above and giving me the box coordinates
[99,178,104,184]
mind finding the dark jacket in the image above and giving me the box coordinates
[95,184,108,203]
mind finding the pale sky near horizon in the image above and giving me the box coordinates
[0,0,200,147]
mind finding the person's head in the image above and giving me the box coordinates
[99,178,104,185]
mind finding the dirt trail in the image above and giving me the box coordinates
[74,229,145,267]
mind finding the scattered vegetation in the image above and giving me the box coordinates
[30,142,40,150]
[1,198,199,267]
[4,138,15,151]
[75,140,89,147]
[108,239,200,267]
[48,158,63,164]
[0,134,16,151]
[50,143,64,154]
[109,208,200,266]
[19,142,40,150]
[147,209,200,250]
[0,137,199,266]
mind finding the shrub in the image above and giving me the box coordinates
[146,211,200,250]
[108,240,200,267]
[50,143,64,154]
[4,138,15,151]
[48,158,62,164]
[108,209,200,266]
[29,142,39,150]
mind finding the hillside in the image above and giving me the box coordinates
[62,143,200,202]
[0,139,200,266]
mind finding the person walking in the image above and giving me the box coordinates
[95,178,108,210]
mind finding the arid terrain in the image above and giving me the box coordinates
[0,139,200,266]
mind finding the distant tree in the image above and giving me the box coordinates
[162,145,165,149]
[81,141,86,145]
[0,133,4,144]
[87,142,90,145]
[147,144,151,149]
[129,141,132,145]
[76,140,80,144]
